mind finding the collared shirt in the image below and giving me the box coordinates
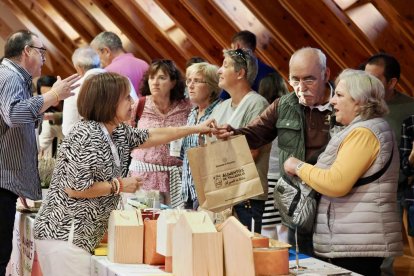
[105,53,149,96]
[181,99,220,201]
[400,115,414,177]
[0,58,44,199]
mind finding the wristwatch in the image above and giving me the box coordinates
[295,162,305,174]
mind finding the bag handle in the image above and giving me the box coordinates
[136,96,146,123]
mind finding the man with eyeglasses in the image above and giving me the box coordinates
[0,30,79,275]
[215,47,335,256]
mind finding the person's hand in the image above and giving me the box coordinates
[213,123,234,140]
[43,112,54,120]
[195,118,216,135]
[284,156,302,176]
[64,187,79,198]
[51,74,81,101]
[120,176,142,193]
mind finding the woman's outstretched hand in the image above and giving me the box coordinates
[212,123,234,140]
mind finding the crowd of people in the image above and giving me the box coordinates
[0,28,412,276]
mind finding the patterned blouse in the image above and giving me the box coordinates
[181,99,220,202]
[34,120,149,253]
[129,96,191,192]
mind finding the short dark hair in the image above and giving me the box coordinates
[77,72,130,123]
[37,75,57,95]
[365,53,400,82]
[140,59,185,102]
[4,30,37,60]
[185,56,206,68]
[231,30,257,51]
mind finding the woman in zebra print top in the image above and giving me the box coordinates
[33,72,213,276]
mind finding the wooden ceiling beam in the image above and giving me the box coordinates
[89,0,164,63]
[370,0,414,46]
[97,0,188,70]
[181,0,236,49]
[47,0,103,43]
[325,0,414,95]
[1,0,73,77]
[280,0,373,79]
[155,0,224,66]
[0,15,14,39]
[72,0,146,60]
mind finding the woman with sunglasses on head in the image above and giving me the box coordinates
[211,48,271,233]
[181,62,221,210]
[129,60,191,207]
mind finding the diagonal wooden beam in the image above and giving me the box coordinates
[47,0,103,43]
[90,0,161,62]
[1,0,74,77]
[0,15,14,39]
[156,0,224,66]
[370,0,414,46]
[280,0,373,79]
[325,0,414,95]
[99,0,187,70]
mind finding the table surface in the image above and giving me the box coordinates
[90,250,361,276]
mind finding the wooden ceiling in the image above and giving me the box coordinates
[0,0,413,96]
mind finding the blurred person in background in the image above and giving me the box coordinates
[37,75,63,157]
[257,72,289,240]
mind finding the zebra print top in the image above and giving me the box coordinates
[34,120,149,253]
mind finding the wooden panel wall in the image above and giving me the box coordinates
[0,0,412,96]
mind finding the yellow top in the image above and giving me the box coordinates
[298,128,380,197]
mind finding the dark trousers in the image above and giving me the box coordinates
[233,199,265,234]
[329,257,383,276]
[288,226,314,257]
[0,188,18,276]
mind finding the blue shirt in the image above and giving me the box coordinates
[181,99,221,201]
[0,59,44,199]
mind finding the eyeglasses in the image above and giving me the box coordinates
[186,78,207,86]
[28,45,47,57]
[289,78,317,87]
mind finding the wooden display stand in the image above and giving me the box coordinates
[218,216,290,276]
[156,209,187,272]
[172,211,223,276]
[107,209,144,264]
[143,220,165,265]
[217,216,255,276]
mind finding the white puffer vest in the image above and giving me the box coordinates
[313,117,403,258]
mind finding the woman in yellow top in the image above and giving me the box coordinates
[284,69,403,276]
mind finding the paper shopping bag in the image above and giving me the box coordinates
[188,135,263,212]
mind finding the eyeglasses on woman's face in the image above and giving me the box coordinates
[185,78,207,86]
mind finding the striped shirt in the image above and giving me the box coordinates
[0,58,44,200]
[181,99,220,202]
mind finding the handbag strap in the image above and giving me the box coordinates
[354,149,394,187]
[135,96,146,122]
